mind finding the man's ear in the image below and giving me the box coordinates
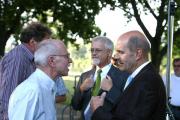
[28,39,37,47]
[136,48,142,61]
[108,50,113,58]
[48,56,56,67]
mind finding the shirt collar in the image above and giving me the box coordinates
[35,68,56,93]
[130,61,150,78]
[95,63,112,80]
[21,44,34,61]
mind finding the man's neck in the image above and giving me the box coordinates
[23,43,34,54]
[98,61,111,69]
[37,66,57,80]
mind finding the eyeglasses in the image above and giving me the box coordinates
[90,48,106,53]
[51,54,70,60]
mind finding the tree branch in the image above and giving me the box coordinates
[130,0,153,41]
[7,5,25,35]
[160,45,167,60]
[155,0,167,37]
[174,27,180,40]
[143,0,157,19]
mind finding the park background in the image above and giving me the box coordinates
[1,0,180,119]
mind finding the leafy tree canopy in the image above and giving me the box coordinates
[0,0,115,56]
[1,0,179,71]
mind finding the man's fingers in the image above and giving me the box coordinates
[90,74,94,79]
[100,92,106,100]
[106,75,111,81]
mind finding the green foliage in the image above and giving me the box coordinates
[60,43,93,105]
[68,43,92,74]
[63,79,75,105]
[62,44,91,105]
[0,0,103,56]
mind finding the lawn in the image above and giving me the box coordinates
[62,75,80,105]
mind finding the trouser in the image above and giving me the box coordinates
[170,104,180,120]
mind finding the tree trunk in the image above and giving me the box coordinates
[150,39,162,73]
[151,51,162,73]
[0,32,10,57]
[0,40,6,57]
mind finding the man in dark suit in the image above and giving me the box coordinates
[90,30,166,120]
[71,36,128,120]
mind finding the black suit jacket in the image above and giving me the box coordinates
[71,65,128,119]
[92,63,166,120]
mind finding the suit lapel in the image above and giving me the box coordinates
[123,63,151,92]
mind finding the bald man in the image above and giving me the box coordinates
[90,30,166,120]
[8,39,72,120]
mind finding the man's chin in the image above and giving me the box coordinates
[92,59,100,66]
[62,72,68,76]
[117,65,124,71]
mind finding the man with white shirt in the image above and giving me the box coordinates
[91,30,166,120]
[8,39,72,120]
[163,58,180,120]
[71,36,128,120]
[0,22,68,120]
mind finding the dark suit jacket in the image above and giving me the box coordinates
[92,63,166,120]
[71,65,128,119]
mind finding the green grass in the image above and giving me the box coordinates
[62,76,80,105]
[64,80,74,104]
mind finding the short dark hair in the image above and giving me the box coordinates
[20,22,52,43]
[173,58,180,64]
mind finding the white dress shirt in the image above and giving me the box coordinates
[163,74,180,106]
[84,63,112,120]
[124,61,150,90]
[8,69,56,120]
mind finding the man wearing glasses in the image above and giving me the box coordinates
[163,58,180,120]
[8,39,72,120]
[71,36,128,120]
[0,22,68,120]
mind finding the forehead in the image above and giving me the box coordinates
[174,60,180,64]
[58,42,68,54]
[91,40,105,48]
[115,39,127,49]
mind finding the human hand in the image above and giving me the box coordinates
[100,75,113,91]
[80,75,94,92]
[90,92,106,112]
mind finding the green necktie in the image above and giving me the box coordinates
[92,69,102,96]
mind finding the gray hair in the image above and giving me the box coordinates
[92,36,114,51]
[34,40,60,66]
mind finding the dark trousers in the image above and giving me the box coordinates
[170,104,180,120]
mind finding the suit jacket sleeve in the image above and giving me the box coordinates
[92,106,113,120]
[71,70,94,111]
[100,67,128,112]
[100,84,122,112]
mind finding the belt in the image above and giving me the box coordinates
[170,104,180,110]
